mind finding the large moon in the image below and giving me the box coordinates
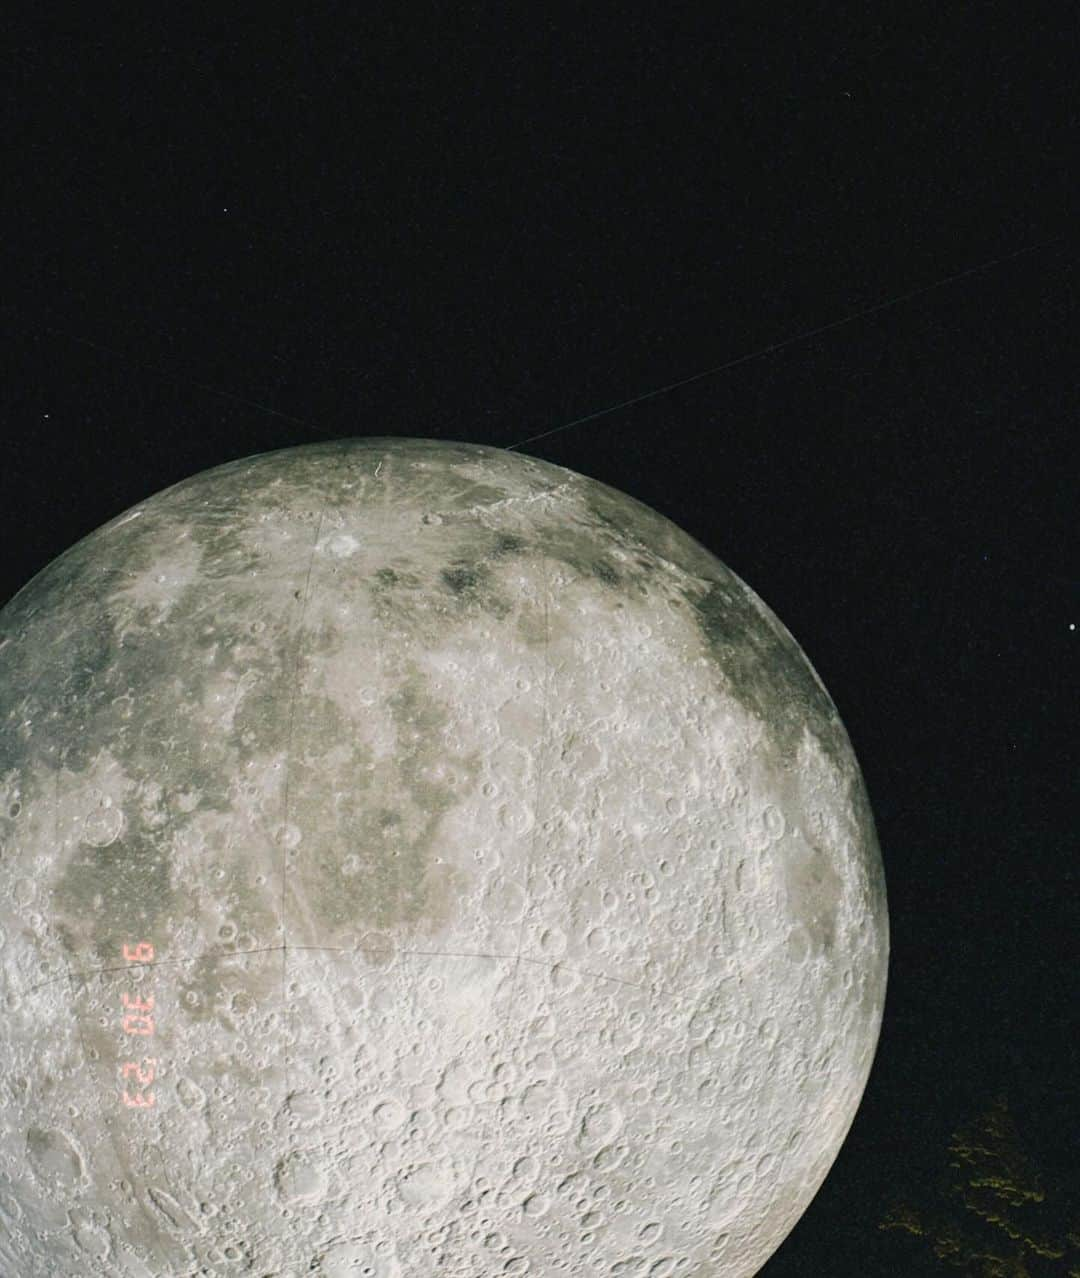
[0,438,888,1277]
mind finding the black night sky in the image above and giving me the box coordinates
[3,9,1076,1274]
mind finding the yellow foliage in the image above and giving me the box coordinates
[878,1094,1078,1274]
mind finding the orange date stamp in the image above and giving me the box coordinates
[119,941,157,1108]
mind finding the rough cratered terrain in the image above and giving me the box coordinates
[0,437,888,1276]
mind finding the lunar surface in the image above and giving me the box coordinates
[0,437,888,1276]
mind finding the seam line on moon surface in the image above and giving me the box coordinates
[16,940,746,1007]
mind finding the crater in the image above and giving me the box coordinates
[26,1127,84,1189]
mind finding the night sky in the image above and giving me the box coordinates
[4,9,1076,1274]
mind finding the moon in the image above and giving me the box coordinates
[0,438,888,1276]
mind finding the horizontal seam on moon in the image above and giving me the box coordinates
[18,943,656,998]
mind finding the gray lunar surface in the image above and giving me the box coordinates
[0,437,888,1276]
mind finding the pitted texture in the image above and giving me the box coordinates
[0,438,888,1276]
